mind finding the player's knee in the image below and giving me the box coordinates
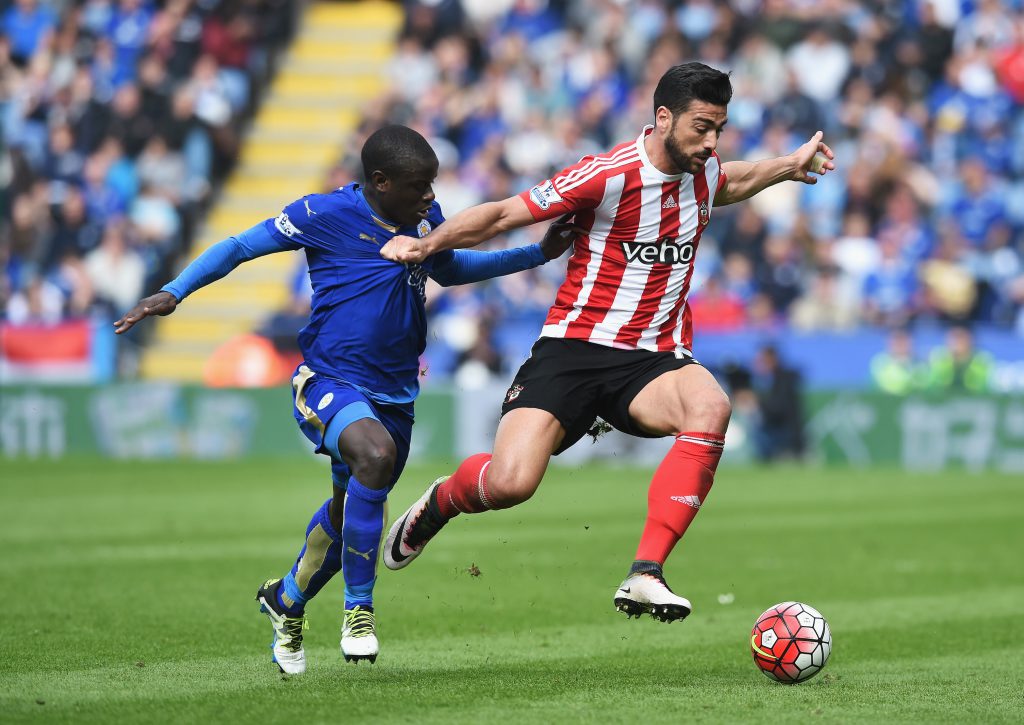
[350,441,397,489]
[689,389,732,432]
[485,465,539,508]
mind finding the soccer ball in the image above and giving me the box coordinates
[750,601,831,683]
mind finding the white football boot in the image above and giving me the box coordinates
[614,569,692,622]
[255,579,307,674]
[341,605,378,663]
[383,476,449,570]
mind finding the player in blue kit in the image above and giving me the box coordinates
[114,125,576,673]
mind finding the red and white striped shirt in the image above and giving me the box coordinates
[518,126,726,357]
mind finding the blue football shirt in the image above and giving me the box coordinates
[265,183,451,403]
[162,183,547,405]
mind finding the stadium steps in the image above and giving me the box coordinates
[139,0,401,382]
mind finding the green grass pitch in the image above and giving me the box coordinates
[2,458,1022,723]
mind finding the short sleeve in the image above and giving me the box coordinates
[713,152,727,192]
[516,155,608,222]
[266,194,328,247]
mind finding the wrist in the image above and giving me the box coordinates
[420,234,443,256]
[782,153,801,181]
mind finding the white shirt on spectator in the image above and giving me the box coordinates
[85,245,146,313]
[786,33,851,103]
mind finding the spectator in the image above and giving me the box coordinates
[83,220,146,315]
[785,24,850,105]
[790,265,859,332]
[3,0,57,66]
[925,325,994,392]
[862,236,918,328]
[45,187,104,266]
[870,328,923,395]
[689,273,746,332]
[752,344,805,461]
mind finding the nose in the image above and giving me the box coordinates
[422,186,435,203]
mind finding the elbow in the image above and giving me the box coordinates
[492,200,523,234]
[431,271,456,287]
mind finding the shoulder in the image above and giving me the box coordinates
[552,138,642,192]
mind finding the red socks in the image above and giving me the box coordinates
[436,453,494,519]
[634,432,725,564]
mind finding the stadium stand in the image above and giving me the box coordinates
[2,0,300,376]
[3,0,1022,388]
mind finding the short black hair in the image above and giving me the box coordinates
[653,62,733,117]
[361,125,437,180]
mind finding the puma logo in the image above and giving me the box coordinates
[347,546,373,561]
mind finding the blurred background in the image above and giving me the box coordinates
[2,0,1023,470]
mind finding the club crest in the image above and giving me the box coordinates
[505,384,524,403]
[417,219,432,238]
[699,199,710,226]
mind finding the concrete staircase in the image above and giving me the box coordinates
[140,0,401,381]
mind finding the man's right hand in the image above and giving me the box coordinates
[114,291,178,334]
[380,234,430,264]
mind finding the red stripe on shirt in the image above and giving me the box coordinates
[656,170,710,351]
[545,207,597,326]
[613,180,684,347]
[565,168,644,339]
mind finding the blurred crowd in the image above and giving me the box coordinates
[5,0,1023,389]
[323,0,1024,385]
[1,0,297,328]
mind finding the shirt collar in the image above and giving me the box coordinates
[354,184,400,233]
[635,125,686,182]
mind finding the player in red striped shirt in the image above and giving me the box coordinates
[380,62,835,622]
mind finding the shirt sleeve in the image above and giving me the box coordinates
[162,222,299,301]
[713,152,727,188]
[516,155,609,222]
[429,244,547,287]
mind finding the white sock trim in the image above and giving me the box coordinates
[675,434,725,448]
[477,461,494,509]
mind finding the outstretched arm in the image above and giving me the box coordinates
[113,222,299,334]
[382,195,536,265]
[714,131,836,207]
[430,214,582,286]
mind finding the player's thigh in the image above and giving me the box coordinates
[500,338,604,455]
[488,407,564,500]
[627,364,731,436]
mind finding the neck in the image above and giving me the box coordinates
[362,189,393,224]
[644,131,682,176]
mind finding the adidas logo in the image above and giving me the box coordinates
[670,495,701,509]
[662,197,678,209]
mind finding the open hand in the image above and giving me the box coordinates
[380,234,430,264]
[539,213,586,259]
[790,131,836,184]
[113,291,178,334]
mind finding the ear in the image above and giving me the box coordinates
[370,170,389,192]
[655,106,674,133]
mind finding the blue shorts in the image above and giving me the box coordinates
[291,364,413,490]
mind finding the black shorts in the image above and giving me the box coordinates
[501,337,699,455]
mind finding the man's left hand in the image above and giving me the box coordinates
[790,131,836,184]
[539,213,586,260]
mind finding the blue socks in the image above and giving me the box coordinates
[342,476,388,609]
[277,497,343,616]
[274,476,389,614]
